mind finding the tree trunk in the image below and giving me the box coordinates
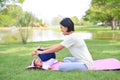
[111,18,116,30]
[18,26,28,44]
[19,28,27,44]
[118,21,120,30]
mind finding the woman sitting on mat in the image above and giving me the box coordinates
[31,18,93,71]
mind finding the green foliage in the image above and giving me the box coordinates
[0,5,24,27]
[71,16,80,25]
[79,19,93,26]
[84,0,120,22]
[0,0,24,11]
[84,0,120,30]
[18,12,37,26]
[0,14,16,26]
[0,1,24,27]
[19,0,24,3]
[38,19,43,25]
[5,5,23,19]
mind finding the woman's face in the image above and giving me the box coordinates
[34,59,42,68]
[60,25,69,35]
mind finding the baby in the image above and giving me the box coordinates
[34,58,58,70]
[27,48,57,70]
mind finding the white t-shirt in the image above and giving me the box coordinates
[60,33,93,69]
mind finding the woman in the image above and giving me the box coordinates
[32,18,93,71]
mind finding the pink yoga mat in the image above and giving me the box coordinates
[93,58,120,70]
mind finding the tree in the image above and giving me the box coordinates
[0,5,23,26]
[18,12,37,27]
[18,12,38,44]
[84,0,120,30]
[0,0,24,11]
[0,0,24,27]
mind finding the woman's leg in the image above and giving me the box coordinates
[63,57,77,62]
[59,62,88,71]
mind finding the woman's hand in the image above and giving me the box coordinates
[31,50,43,56]
[31,50,37,56]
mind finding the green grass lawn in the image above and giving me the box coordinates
[0,39,120,80]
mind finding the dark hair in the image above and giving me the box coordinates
[33,60,37,67]
[33,59,44,70]
[60,18,74,32]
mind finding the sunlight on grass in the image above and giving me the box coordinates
[102,50,120,54]
[109,40,120,45]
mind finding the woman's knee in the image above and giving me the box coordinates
[63,57,77,62]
